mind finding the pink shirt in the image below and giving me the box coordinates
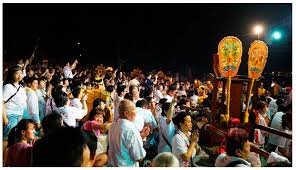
[5,142,33,167]
[81,120,102,136]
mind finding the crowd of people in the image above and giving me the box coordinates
[2,58,292,167]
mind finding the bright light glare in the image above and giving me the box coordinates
[254,25,263,35]
[273,31,281,40]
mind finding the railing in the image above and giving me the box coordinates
[254,125,292,140]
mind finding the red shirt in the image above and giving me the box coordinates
[5,142,33,167]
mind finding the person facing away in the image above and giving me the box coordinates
[107,99,146,167]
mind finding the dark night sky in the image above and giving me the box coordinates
[3,3,292,74]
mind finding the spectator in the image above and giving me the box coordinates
[107,99,147,166]
[5,119,36,166]
[215,128,251,167]
[41,112,64,136]
[151,152,179,167]
[172,112,200,167]
[32,127,91,166]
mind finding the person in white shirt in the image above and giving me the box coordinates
[3,65,27,141]
[108,99,148,167]
[172,112,200,167]
[63,59,78,79]
[158,101,176,153]
[113,85,127,121]
[252,101,269,148]
[70,87,88,110]
[25,77,41,127]
[129,85,142,104]
[54,92,87,127]
[190,88,198,105]
[153,84,164,103]
[133,99,158,131]
[35,78,47,122]
[163,84,177,102]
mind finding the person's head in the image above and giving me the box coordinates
[4,65,23,85]
[63,78,69,87]
[8,119,36,147]
[28,68,35,77]
[27,77,39,90]
[119,99,137,121]
[106,85,115,94]
[157,84,164,91]
[198,86,206,96]
[124,92,133,101]
[172,112,192,132]
[54,92,69,107]
[117,84,127,97]
[161,102,171,117]
[39,77,47,89]
[254,101,267,115]
[168,84,177,96]
[136,99,149,109]
[225,128,250,160]
[88,108,105,124]
[92,98,106,110]
[129,85,140,98]
[72,87,83,99]
[41,112,64,136]
[32,127,90,167]
[152,152,179,167]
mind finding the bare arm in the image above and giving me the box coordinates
[71,60,78,70]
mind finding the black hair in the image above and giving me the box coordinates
[159,98,168,105]
[8,119,36,147]
[168,84,177,92]
[32,127,88,167]
[41,112,63,136]
[136,99,149,108]
[26,76,39,86]
[172,112,190,129]
[161,102,171,117]
[4,65,23,85]
[124,93,133,101]
[92,98,105,109]
[105,85,115,93]
[83,131,98,160]
[54,92,69,107]
[88,108,105,121]
[225,128,249,157]
[116,84,126,96]
[72,87,82,98]
[144,87,153,98]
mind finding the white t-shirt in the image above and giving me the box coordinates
[26,88,40,123]
[136,107,157,129]
[163,94,173,102]
[275,129,292,159]
[113,95,124,122]
[70,98,83,109]
[108,118,146,167]
[172,130,196,167]
[269,111,285,146]
[63,66,73,79]
[3,83,27,116]
[158,116,175,153]
[55,106,87,127]
[154,90,163,103]
[268,99,278,119]
[215,153,251,167]
[190,95,198,104]
[254,114,268,146]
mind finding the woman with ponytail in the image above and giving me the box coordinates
[4,119,36,166]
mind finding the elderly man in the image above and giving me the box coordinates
[108,99,148,167]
